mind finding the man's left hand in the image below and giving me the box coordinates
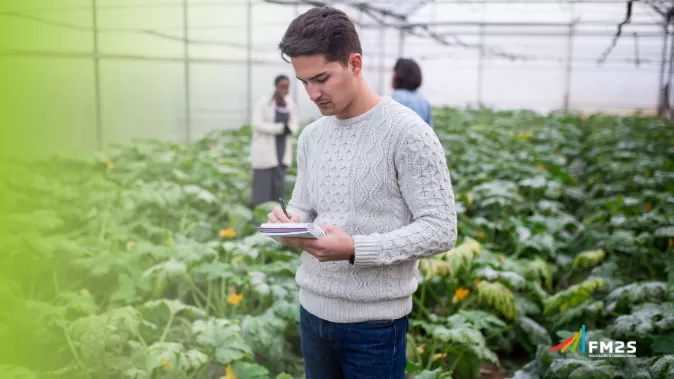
[281,225,354,262]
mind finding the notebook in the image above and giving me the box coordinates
[257,223,326,242]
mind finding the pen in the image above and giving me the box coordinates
[278,198,290,220]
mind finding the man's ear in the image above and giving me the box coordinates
[349,53,362,75]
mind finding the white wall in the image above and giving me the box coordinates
[1,0,665,153]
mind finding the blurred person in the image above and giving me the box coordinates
[250,74,299,208]
[267,6,457,379]
[391,57,433,127]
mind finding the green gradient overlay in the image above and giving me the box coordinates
[0,0,254,376]
[1,1,152,376]
[1,1,98,376]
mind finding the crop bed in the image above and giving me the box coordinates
[1,108,673,379]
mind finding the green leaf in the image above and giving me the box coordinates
[68,307,142,364]
[526,257,553,291]
[419,237,482,279]
[476,281,518,320]
[554,300,603,328]
[192,318,253,364]
[572,249,606,270]
[183,184,218,204]
[140,299,207,320]
[543,278,605,316]
[517,316,551,346]
[232,361,270,379]
[0,365,38,379]
[649,355,674,378]
[474,266,527,291]
[458,310,507,333]
[605,282,669,313]
[611,302,674,340]
[411,369,453,379]
[652,334,674,355]
[654,226,674,238]
[142,259,187,286]
[144,342,208,372]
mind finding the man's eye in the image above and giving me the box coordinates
[316,77,328,83]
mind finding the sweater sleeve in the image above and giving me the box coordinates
[351,122,457,267]
[287,130,316,223]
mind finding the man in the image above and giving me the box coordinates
[267,6,457,379]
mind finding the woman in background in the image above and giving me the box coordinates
[250,74,299,208]
[391,58,433,127]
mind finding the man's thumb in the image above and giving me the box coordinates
[321,224,334,232]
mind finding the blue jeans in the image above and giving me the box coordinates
[299,306,409,379]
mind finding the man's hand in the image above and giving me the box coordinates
[267,206,300,223]
[281,225,354,262]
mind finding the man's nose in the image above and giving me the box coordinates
[307,84,321,102]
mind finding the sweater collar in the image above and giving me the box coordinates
[333,96,391,127]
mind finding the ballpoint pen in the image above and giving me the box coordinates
[278,198,290,219]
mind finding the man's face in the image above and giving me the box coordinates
[291,54,359,116]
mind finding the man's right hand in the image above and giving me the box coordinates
[267,206,300,223]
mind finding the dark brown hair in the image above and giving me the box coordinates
[393,58,423,90]
[274,74,289,86]
[278,6,362,66]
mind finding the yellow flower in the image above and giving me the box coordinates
[452,288,470,304]
[668,238,673,249]
[473,279,481,287]
[498,255,505,263]
[127,240,135,250]
[227,288,243,305]
[208,142,215,149]
[432,352,448,361]
[644,202,652,212]
[477,231,485,239]
[220,228,236,238]
[106,161,114,170]
[223,364,237,379]
[160,357,171,370]
[416,345,425,353]
[538,163,546,171]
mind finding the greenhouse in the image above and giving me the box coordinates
[0,0,673,378]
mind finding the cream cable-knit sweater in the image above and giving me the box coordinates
[287,96,457,323]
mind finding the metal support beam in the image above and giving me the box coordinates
[183,0,191,142]
[292,3,299,106]
[563,4,575,111]
[357,20,661,28]
[246,0,253,126]
[666,25,674,117]
[477,1,485,107]
[657,23,669,114]
[91,0,102,150]
[398,28,405,58]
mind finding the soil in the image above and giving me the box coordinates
[480,363,508,379]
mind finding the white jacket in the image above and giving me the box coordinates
[250,94,300,169]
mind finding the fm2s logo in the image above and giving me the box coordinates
[550,325,637,358]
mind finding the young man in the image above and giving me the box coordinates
[267,6,457,379]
